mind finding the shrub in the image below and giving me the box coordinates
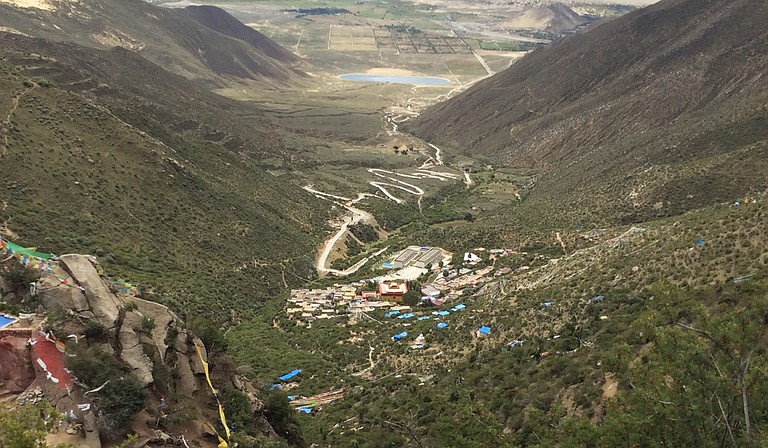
[141,316,155,333]
[64,346,147,435]
[83,320,108,341]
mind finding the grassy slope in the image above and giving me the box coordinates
[227,200,767,446]
[0,35,329,321]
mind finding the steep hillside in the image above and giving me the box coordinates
[0,0,306,86]
[0,33,328,320]
[0,254,294,447]
[181,5,302,65]
[408,0,768,223]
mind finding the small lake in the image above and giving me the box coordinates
[339,74,450,85]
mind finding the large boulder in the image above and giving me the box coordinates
[58,255,121,328]
[128,296,179,362]
[174,354,199,397]
[118,312,154,386]
[37,268,95,320]
[0,335,34,392]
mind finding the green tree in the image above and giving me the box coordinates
[0,403,75,448]
[603,285,768,447]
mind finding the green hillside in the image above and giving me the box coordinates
[0,34,328,321]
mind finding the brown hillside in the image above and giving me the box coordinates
[182,5,303,65]
[0,0,305,86]
[407,0,768,221]
[504,3,588,32]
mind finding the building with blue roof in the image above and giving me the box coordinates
[278,369,302,381]
[392,331,408,341]
[476,326,491,337]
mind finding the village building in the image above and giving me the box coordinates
[464,252,481,264]
[379,280,408,302]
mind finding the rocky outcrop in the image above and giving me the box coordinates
[0,335,34,392]
[36,264,95,321]
[3,253,280,447]
[117,311,155,386]
[58,255,121,327]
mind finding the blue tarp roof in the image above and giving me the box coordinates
[418,316,430,321]
[543,301,555,307]
[591,295,604,303]
[278,369,302,381]
[297,407,312,414]
[385,310,401,317]
[392,331,408,341]
[453,304,466,310]
[436,323,448,329]
[383,262,394,268]
[438,311,450,316]
[398,313,415,319]
[478,326,491,335]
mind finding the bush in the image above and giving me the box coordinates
[264,389,305,448]
[1,264,40,297]
[141,316,155,333]
[64,346,147,434]
[0,402,75,448]
[188,315,228,354]
[83,320,108,341]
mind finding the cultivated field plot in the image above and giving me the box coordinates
[329,25,378,51]
[373,28,472,54]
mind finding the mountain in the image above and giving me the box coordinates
[504,3,589,31]
[0,0,306,86]
[0,32,327,319]
[181,5,302,65]
[407,0,768,224]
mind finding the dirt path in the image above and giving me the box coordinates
[556,232,567,255]
[1,84,36,158]
[463,171,474,188]
[306,126,459,276]
[352,345,378,377]
[305,187,389,276]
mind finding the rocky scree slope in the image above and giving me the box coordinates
[408,0,768,223]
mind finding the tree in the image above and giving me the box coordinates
[188,315,228,354]
[0,403,76,448]
[603,284,768,447]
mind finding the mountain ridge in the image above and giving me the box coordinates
[407,0,768,223]
[0,0,306,86]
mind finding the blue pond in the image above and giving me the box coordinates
[0,314,15,328]
[339,73,450,85]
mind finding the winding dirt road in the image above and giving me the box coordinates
[307,142,463,276]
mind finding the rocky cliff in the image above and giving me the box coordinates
[0,255,277,448]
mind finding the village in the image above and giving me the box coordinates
[285,245,517,326]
